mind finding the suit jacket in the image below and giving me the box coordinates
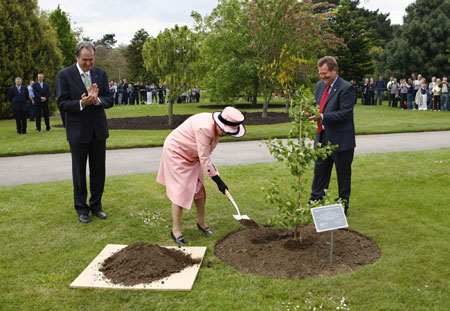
[7,85,29,112]
[56,63,113,143]
[315,76,356,152]
[33,82,50,104]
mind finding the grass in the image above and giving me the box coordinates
[0,98,449,157]
[0,148,449,310]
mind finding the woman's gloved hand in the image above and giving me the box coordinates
[212,175,228,194]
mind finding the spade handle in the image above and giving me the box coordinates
[225,190,242,216]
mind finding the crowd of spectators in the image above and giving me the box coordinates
[351,73,449,111]
[108,80,201,105]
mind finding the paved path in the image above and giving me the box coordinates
[1,131,449,187]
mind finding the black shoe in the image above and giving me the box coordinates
[46,127,51,131]
[171,231,187,246]
[79,214,92,223]
[36,129,40,132]
[197,223,213,236]
[92,210,107,219]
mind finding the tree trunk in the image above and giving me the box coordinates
[262,87,272,118]
[298,96,303,209]
[285,100,290,113]
[252,76,259,106]
[168,101,173,125]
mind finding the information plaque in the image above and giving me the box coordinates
[311,204,348,232]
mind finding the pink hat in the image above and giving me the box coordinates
[212,106,246,138]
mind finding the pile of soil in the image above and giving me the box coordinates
[106,112,292,130]
[215,224,381,279]
[239,219,260,229]
[99,242,200,286]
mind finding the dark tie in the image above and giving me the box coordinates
[317,85,330,133]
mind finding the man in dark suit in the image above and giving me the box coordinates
[121,79,128,105]
[33,73,51,132]
[56,41,114,223]
[307,56,356,215]
[7,77,29,134]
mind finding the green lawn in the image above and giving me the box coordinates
[0,99,449,157]
[0,149,449,310]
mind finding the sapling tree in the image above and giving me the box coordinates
[142,25,199,125]
[264,50,337,241]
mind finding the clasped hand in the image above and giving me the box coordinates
[303,111,322,121]
[81,83,99,107]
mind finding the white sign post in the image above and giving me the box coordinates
[310,204,348,265]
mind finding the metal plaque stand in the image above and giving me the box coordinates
[329,230,334,265]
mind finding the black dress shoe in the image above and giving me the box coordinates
[92,210,107,219]
[79,214,92,223]
[171,231,187,246]
[197,223,213,236]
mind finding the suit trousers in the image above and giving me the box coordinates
[35,102,50,131]
[14,108,27,133]
[29,98,36,120]
[310,132,354,210]
[69,138,106,216]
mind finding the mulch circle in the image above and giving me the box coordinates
[105,112,292,130]
[214,224,381,279]
[99,242,200,286]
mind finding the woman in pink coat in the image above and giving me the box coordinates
[157,106,246,245]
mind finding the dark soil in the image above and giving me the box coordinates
[239,219,260,229]
[215,224,381,279]
[105,112,291,130]
[99,242,200,286]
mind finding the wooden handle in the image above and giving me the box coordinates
[225,189,231,198]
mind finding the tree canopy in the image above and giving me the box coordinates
[0,0,62,118]
[377,0,450,78]
[247,0,339,117]
[143,25,199,124]
[126,29,155,83]
[95,34,117,49]
[48,5,78,68]
[326,0,375,81]
[192,0,259,105]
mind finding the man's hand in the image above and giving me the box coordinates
[308,114,322,121]
[303,111,321,121]
[81,84,100,107]
[89,83,99,104]
[41,97,46,101]
[81,93,95,107]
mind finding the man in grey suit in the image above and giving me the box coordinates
[56,41,114,223]
[307,56,356,215]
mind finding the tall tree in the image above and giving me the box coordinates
[126,29,154,82]
[378,0,450,78]
[142,25,199,125]
[48,5,78,67]
[95,33,117,49]
[247,0,339,117]
[0,0,62,118]
[192,0,259,105]
[326,0,375,81]
[94,45,129,81]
